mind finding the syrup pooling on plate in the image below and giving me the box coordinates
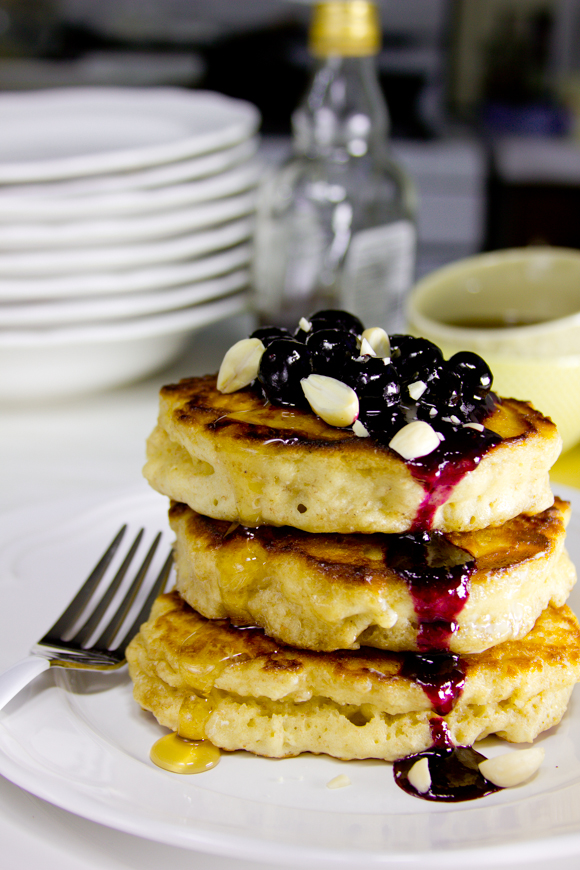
[150,733,220,774]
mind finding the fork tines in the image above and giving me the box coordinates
[37,526,173,668]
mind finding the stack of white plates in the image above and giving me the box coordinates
[0,87,261,400]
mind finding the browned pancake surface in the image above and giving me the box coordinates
[144,375,561,533]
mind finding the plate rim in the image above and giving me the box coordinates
[0,138,259,200]
[0,268,250,327]
[0,190,257,250]
[0,242,252,301]
[0,87,260,183]
[0,215,254,276]
[0,160,262,221]
[0,290,250,345]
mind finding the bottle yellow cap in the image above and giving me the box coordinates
[309,1,381,57]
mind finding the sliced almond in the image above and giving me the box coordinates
[217,337,265,394]
[298,316,312,333]
[464,422,484,432]
[326,774,351,789]
[359,336,377,357]
[389,420,440,460]
[478,747,545,788]
[408,380,427,401]
[301,374,359,428]
[408,757,431,794]
[353,419,370,437]
[361,327,390,359]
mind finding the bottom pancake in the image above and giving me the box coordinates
[127,592,580,762]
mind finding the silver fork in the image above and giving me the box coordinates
[0,525,173,712]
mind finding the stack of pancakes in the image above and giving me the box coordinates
[127,371,580,763]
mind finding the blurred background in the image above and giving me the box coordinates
[4,0,580,407]
[2,0,580,274]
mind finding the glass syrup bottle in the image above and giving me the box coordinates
[254,0,417,331]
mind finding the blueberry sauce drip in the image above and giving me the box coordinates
[406,416,502,531]
[430,715,455,748]
[400,652,465,715]
[393,718,502,802]
[387,531,475,651]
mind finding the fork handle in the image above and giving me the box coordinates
[0,656,51,712]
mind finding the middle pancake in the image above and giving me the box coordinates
[169,497,575,655]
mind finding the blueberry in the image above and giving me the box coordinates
[469,390,497,424]
[388,334,419,360]
[250,326,292,347]
[435,421,498,460]
[390,336,444,385]
[415,365,466,423]
[428,367,463,405]
[382,365,401,407]
[358,395,404,440]
[257,338,312,406]
[306,328,358,377]
[416,353,493,426]
[415,400,440,425]
[293,324,312,343]
[304,309,364,337]
[448,351,493,396]
[342,357,400,401]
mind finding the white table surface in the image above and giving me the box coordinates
[1,310,579,870]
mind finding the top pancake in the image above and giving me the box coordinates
[143,374,561,534]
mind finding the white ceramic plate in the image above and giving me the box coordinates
[1,487,580,868]
[0,290,250,345]
[0,292,249,400]
[0,88,260,183]
[0,268,249,327]
[0,217,254,276]
[0,161,262,222]
[0,138,259,200]
[0,191,257,250]
[0,243,252,301]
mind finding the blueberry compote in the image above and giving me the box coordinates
[400,652,465,716]
[250,310,501,532]
[387,531,475,652]
[394,719,502,802]
[405,418,502,531]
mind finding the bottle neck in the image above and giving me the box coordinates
[291,55,389,161]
